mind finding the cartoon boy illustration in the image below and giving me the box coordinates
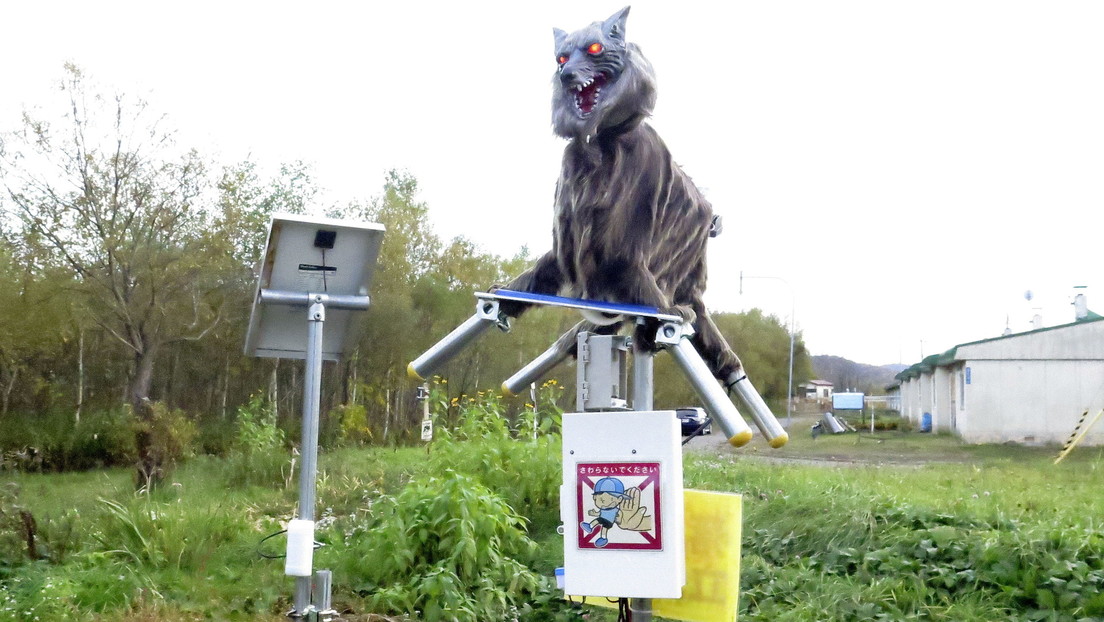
[580,476,653,547]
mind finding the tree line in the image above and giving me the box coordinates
[0,66,812,482]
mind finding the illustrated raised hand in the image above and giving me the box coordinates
[615,487,653,532]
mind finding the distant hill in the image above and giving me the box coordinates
[812,355,907,395]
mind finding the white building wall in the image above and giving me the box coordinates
[901,379,912,422]
[906,377,921,424]
[950,363,964,433]
[960,321,1104,360]
[932,366,954,433]
[918,372,933,429]
[954,359,1104,445]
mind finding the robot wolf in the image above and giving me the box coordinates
[501,6,745,388]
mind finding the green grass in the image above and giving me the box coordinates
[686,433,1104,621]
[3,429,1104,620]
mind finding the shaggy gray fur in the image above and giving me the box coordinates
[502,6,742,383]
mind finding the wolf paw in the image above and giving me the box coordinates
[664,304,696,324]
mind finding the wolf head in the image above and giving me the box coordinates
[551,6,657,141]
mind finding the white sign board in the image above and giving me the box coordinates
[561,410,685,599]
[832,392,865,410]
[244,213,385,361]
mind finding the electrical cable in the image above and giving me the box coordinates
[256,528,324,560]
[617,597,632,621]
[681,417,713,445]
[257,529,287,559]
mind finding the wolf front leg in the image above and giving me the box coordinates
[496,251,565,317]
[687,296,742,381]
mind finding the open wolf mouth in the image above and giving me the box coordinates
[573,74,608,117]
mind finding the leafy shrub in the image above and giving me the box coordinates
[455,391,511,441]
[0,483,82,571]
[134,401,198,488]
[867,412,910,432]
[333,403,373,446]
[429,437,561,516]
[423,381,563,515]
[235,394,285,453]
[0,409,136,472]
[515,379,566,440]
[194,415,237,457]
[338,472,546,621]
[0,483,34,569]
[225,394,289,487]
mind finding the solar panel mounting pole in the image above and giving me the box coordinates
[294,295,326,617]
[243,214,384,622]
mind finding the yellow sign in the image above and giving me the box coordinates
[568,489,742,622]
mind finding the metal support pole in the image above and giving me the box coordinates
[293,297,326,618]
[632,329,654,411]
[630,335,653,622]
[630,598,654,622]
[312,570,335,619]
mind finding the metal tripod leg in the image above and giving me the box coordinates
[501,327,575,396]
[408,299,505,381]
[727,373,789,448]
[656,321,787,447]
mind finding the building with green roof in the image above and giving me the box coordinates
[890,299,1104,445]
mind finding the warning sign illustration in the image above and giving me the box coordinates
[576,462,663,550]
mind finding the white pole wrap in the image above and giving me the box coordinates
[285,519,316,577]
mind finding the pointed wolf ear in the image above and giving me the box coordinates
[553,27,568,49]
[604,6,631,40]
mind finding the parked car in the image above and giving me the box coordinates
[676,407,711,436]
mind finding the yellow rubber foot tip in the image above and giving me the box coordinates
[728,430,753,447]
[768,432,790,449]
[407,362,423,381]
[501,383,516,398]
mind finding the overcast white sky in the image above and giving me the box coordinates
[3,1,1103,367]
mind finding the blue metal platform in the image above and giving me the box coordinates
[479,289,683,322]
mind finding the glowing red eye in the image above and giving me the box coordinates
[557,55,568,65]
[587,42,603,55]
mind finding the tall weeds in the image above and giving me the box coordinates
[337,473,546,621]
